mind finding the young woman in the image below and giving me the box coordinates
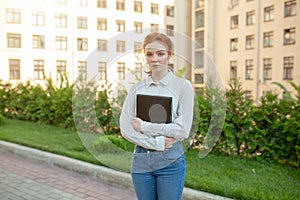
[120,32,194,200]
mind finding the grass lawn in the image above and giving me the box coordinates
[0,119,299,200]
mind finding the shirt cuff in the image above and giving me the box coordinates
[155,136,165,151]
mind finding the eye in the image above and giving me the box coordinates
[146,52,153,57]
[158,52,165,56]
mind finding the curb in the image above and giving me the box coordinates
[0,140,232,200]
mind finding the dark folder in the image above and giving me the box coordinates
[136,94,172,123]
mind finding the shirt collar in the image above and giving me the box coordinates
[145,71,174,87]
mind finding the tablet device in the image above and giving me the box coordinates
[136,94,172,123]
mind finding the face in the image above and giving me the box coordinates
[144,41,170,73]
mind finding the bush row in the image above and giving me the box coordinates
[192,79,300,168]
[0,78,299,167]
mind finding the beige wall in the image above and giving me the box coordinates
[195,0,300,102]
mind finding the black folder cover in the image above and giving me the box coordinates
[136,94,172,123]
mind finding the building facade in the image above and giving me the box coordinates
[192,0,300,102]
[1,0,299,103]
[0,0,179,88]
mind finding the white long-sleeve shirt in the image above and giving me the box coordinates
[119,71,194,151]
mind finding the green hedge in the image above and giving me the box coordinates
[0,78,299,167]
[193,79,300,168]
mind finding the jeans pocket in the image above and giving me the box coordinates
[160,145,183,162]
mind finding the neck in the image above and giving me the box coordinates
[151,68,169,83]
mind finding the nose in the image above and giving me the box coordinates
[151,54,159,62]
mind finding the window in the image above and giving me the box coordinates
[230,60,238,80]
[55,14,67,28]
[195,10,204,28]
[284,0,296,17]
[150,23,159,32]
[97,0,106,8]
[134,22,143,33]
[283,56,293,80]
[195,31,204,48]
[78,0,87,6]
[116,40,126,52]
[55,36,67,50]
[98,62,107,80]
[134,1,143,13]
[263,31,274,47]
[116,20,125,32]
[245,91,252,100]
[7,33,21,48]
[97,39,107,51]
[283,28,296,45]
[9,59,20,80]
[194,51,204,68]
[134,63,142,80]
[230,38,238,51]
[6,8,20,24]
[32,11,44,26]
[77,16,88,29]
[78,61,87,80]
[116,0,125,11]
[117,62,125,79]
[97,18,107,31]
[34,60,44,80]
[245,35,255,49]
[264,5,274,22]
[134,41,142,55]
[194,73,204,84]
[32,35,45,49]
[230,15,239,29]
[263,58,272,80]
[246,10,255,25]
[166,6,174,17]
[151,3,159,14]
[77,38,88,51]
[56,60,67,81]
[245,59,254,80]
[166,25,174,36]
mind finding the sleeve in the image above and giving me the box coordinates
[140,81,194,139]
[119,86,165,151]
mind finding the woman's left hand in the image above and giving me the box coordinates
[132,117,142,132]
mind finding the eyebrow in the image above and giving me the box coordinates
[145,49,168,52]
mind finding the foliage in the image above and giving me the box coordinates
[191,83,226,158]
[250,81,300,167]
[190,79,300,168]
[72,77,120,135]
[0,76,119,135]
[0,113,5,125]
[221,79,254,157]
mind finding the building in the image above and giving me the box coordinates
[192,0,300,102]
[0,0,180,89]
[1,0,299,103]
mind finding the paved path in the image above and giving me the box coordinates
[0,151,137,200]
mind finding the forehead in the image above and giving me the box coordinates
[145,41,168,51]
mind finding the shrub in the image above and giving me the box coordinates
[0,113,5,125]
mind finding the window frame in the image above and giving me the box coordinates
[9,59,21,80]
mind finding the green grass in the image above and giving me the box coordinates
[0,119,299,200]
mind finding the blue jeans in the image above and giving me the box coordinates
[132,154,186,200]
